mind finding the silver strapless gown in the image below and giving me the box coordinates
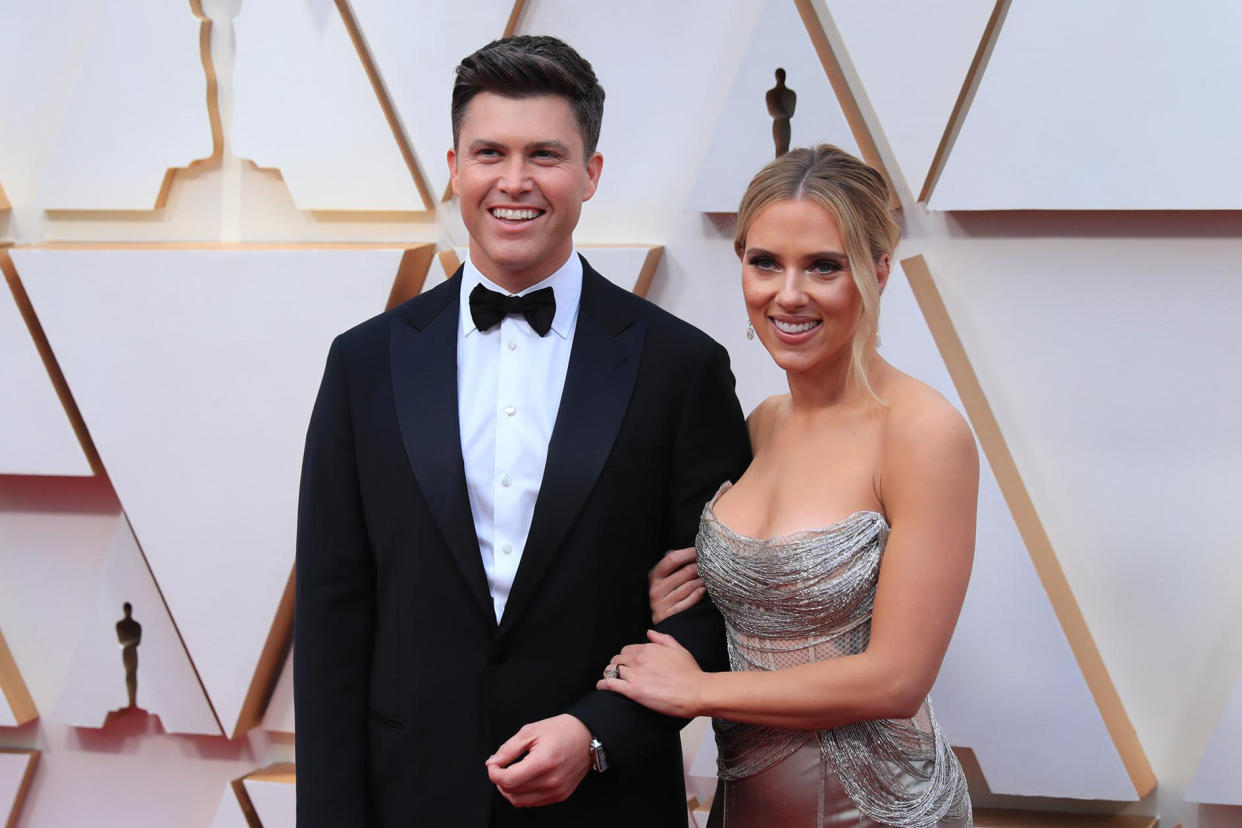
[698,483,971,828]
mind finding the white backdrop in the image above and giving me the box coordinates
[1,0,1240,825]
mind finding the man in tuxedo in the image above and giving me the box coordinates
[294,35,750,827]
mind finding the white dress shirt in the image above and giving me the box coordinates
[458,250,582,621]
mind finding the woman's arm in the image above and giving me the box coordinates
[602,397,978,730]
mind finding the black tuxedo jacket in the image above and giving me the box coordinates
[294,259,750,827]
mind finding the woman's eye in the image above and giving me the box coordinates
[748,256,779,271]
[810,259,843,276]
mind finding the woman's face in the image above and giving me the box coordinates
[740,198,877,378]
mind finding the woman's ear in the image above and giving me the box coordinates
[876,254,891,295]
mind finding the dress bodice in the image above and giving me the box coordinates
[699,483,889,671]
[697,483,971,827]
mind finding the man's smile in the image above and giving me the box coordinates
[488,206,545,222]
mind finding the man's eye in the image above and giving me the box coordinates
[477,148,501,158]
[532,150,558,160]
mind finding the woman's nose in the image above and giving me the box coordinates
[774,273,808,308]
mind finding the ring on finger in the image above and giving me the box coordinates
[603,665,619,680]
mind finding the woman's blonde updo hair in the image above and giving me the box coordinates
[734,144,900,399]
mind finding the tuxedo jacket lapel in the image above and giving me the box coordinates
[499,265,645,638]
[390,273,496,629]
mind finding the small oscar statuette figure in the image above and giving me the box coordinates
[116,602,142,709]
[766,67,797,158]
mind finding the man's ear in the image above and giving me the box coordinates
[876,254,891,295]
[582,152,603,202]
[447,147,459,198]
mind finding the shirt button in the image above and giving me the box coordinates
[502,543,513,555]
[501,473,512,487]
[504,406,516,417]
[507,339,517,351]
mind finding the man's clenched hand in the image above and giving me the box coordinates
[486,714,593,807]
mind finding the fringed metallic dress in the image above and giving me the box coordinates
[698,483,971,828]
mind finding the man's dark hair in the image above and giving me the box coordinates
[451,35,605,158]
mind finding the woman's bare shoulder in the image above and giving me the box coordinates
[875,368,979,552]
[746,394,788,452]
[879,370,976,462]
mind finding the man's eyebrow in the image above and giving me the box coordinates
[528,140,571,154]
[465,139,572,155]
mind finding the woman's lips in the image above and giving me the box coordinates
[769,317,822,343]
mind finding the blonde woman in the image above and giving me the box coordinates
[598,145,976,827]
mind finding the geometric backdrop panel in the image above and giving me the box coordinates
[16,718,262,828]
[0,477,122,715]
[208,784,252,828]
[52,516,221,735]
[564,245,664,298]
[0,253,92,475]
[686,0,863,212]
[929,0,1242,209]
[0,749,39,828]
[13,246,407,737]
[0,6,84,213]
[347,0,524,202]
[261,648,294,735]
[27,0,212,209]
[1186,667,1242,805]
[232,0,427,211]
[0,627,37,727]
[825,0,995,198]
[882,258,1151,799]
[242,765,296,828]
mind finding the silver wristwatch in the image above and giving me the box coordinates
[588,736,609,772]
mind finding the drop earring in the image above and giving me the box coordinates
[746,320,755,340]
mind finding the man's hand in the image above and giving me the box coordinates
[486,714,592,807]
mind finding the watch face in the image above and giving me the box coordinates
[589,739,608,772]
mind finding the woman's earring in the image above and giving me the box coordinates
[746,320,755,341]
[874,333,882,348]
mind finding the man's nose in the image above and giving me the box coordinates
[497,158,532,195]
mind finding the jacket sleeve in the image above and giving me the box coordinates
[294,337,376,826]
[566,340,751,769]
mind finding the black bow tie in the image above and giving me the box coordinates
[469,283,557,336]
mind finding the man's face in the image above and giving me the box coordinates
[448,92,603,293]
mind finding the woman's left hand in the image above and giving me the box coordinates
[596,630,706,718]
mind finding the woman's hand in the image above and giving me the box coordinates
[648,547,706,623]
[596,630,707,718]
